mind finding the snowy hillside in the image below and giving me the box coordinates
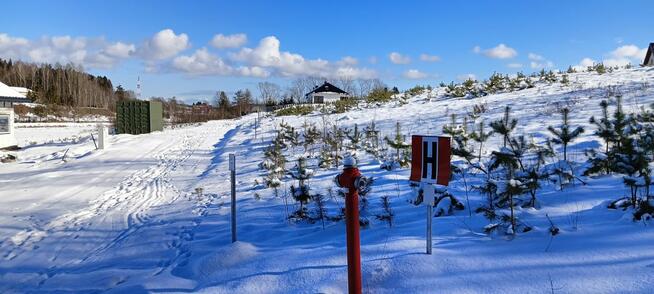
[1,67,654,293]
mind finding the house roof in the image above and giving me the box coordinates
[305,82,348,96]
[644,43,654,66]
[0,81,31,104]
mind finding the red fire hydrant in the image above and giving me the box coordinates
[335,156,367,294]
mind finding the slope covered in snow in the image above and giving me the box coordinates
[1,67,654,293]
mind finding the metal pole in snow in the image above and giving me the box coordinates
[424,183,435,255]
[427,203,432,255]
[230,153,237,243]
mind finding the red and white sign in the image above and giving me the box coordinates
[409,135,451,186]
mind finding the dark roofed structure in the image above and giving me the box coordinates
[304,81,350,104]
[643,43,654,66]
[306,82,348,96]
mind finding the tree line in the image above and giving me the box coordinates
[0,58,126,109]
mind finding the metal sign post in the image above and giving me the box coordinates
[410,135,451,255]
[230,153,237,243]
[423,184,435,255]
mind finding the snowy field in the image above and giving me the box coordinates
[1,67,654,293]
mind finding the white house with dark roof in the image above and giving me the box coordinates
[305,81,350,104]
[0,80,30,149]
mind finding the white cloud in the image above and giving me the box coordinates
[0,33,137,69]
[602,44,648,67]
[231,35,376,79]
[475,43,517,59]
[457,73,476,81]
[338,56,358,66]
[0,33,29,49]
[507,63,523,69]
[419,53,440,62]
[172,48,233,75]
[0,31,376,80]
[572,44,648,70]
[403,69,428,79]
[527,52,554,69]
[527,53,543,61]
[172,47,269,77]
[210,33,247,49]
[530,61,554,69]
[50,36,86,51]
[368,56,378,64]
[602,58,631,67]
[334,66,376,80]
[104,42,135,58]
[231,36,329,76]
[610,44,647,59]
[137,29,189,60]
[573,57,596,71]
[389,52,411,64]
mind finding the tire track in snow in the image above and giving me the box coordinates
[0,123,238,291]
[0,120,242,292]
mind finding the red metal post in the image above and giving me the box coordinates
[345,188,362,294]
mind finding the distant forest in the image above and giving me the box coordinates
[0,58,129,109]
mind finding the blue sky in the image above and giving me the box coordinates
[0,0,652,103]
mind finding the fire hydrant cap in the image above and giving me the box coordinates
[342,156,357,168]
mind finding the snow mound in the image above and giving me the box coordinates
[195,241,259,279]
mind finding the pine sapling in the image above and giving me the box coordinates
[346,123,364,152]
[490,106,518,148]
[312,193,327,228]
[303,123,321,155]
[289,157,314,219]
[503,179,526,234]
[470,121,493,162]
[587,100,614,175]
[548,108,584,162]
[384,122,411,167]
[375,196,394,227]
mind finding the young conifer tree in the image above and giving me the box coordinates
[384,122,411,167]
[490,106,518,148]
[589,100,614,154]
[490,146,525,234]
[303,123,321,155]
[346,124,364,151]
[289,157,314,218]
[312,193,327,228]
[469,121,493,162]
[548,108,585,162]
[261,133,287,189]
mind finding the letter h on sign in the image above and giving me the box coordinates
[410,135,451,186]
[422,139,438,181]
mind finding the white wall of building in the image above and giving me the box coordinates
[0,108,17,149]
[307,92,349,104]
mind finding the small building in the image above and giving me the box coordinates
[0,81,30,149]
[115,100,164,135]
[305,82,350,104]
[643,43,654,67]
[191,102,212,115]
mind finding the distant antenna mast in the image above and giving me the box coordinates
[136,76,142,99]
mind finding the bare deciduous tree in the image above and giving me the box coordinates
[257,81,282,105]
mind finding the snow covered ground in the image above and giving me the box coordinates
[1,67,654,293]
